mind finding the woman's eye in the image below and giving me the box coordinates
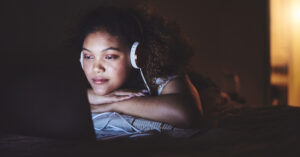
[105,55,118,60]
[84,55,93,59]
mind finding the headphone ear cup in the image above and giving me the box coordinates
[130,42,140,69]
[80,51,84,69]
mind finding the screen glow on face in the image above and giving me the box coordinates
[82,31,131,95]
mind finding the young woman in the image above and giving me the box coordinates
[76,6,203,138]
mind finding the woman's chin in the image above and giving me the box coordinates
[92,88,109,96]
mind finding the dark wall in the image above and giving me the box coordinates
[1,0,270,105]
[149,0,270,105]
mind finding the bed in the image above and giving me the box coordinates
[1,105,300,157]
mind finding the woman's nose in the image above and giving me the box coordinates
[93,62,105,73]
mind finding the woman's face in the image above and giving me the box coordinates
[82,31,131,95]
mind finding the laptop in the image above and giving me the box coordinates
[0,62,95,140]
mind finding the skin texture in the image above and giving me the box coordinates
[82,31,132,96]
[83,31,203,128]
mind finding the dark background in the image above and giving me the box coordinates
[0,0,270,137]
[0,0,270,105]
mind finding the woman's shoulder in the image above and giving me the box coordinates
[153,74,185,95]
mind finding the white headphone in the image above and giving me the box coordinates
[79,41,151,94]
[130,41,140,69]
[80,52,84,69]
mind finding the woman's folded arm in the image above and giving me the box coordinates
[91,75,203,128]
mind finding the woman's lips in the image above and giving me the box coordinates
[92,78,109,85]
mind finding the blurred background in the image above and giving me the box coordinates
[0,0,299,108]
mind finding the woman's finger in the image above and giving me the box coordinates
[109,95,135,103]
[112,90,146,96]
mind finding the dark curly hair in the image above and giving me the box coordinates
[75,5,194,91]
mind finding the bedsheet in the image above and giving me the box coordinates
[92,112,201,140]
[1,106,300,157]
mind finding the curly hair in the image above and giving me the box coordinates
[75,5,194,90]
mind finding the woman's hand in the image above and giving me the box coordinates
[88,89,147,113]
[106,75,203,128]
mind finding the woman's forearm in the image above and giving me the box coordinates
[110,93,201,128]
